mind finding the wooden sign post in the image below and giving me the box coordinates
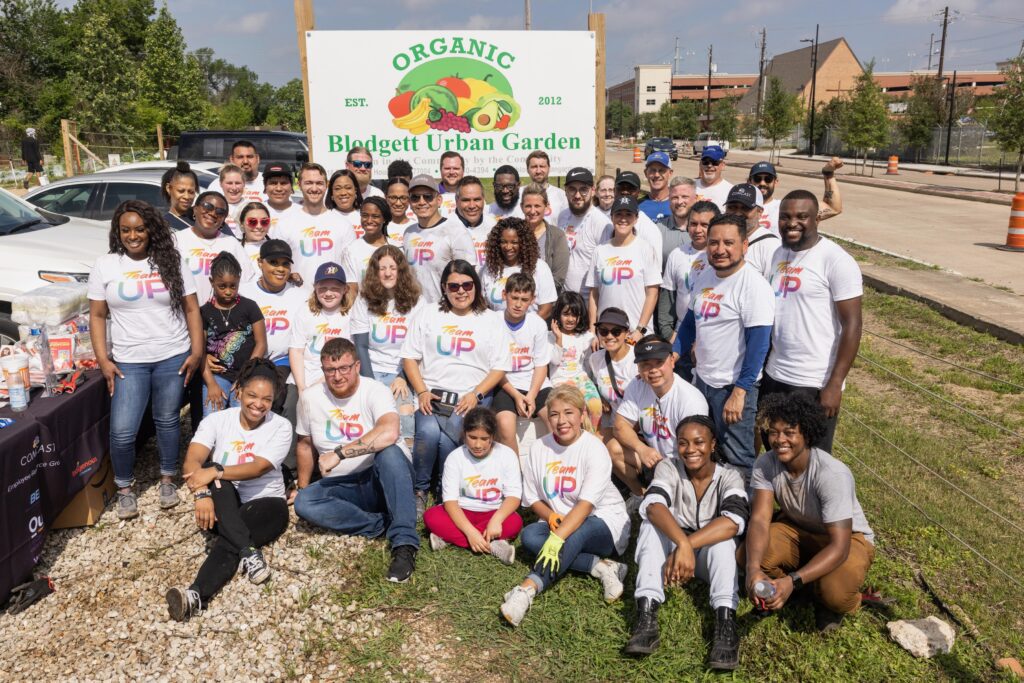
[589,13,606,176]
[294,0,316,161]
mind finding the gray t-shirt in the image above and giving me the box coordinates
[751,448,874,545]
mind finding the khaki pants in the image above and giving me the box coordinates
[761,519,875,614]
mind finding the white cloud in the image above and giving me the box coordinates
[236,11,270,34]
[883,0,978,23]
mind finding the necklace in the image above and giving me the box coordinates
[215,296,239,327]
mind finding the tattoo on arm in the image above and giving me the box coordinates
[340,434,381,458]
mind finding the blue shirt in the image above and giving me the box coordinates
[639,198,670,223]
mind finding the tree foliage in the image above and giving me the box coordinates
[712,98,739,143]
[761,77,801,160]
[139,4,207,134]
[266,79,307,132]
[896,76,942,156]
[989,56,1024,190]
[605,100,635,138]
[840,63,889,170]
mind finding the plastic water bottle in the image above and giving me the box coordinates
[30,325,58,397]
[754,580,776,600]
[8,372,28,412]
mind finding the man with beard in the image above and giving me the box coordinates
[523,150,568,222]
[438,152,465,216]
[749,159,844,235]
[760,189,862,453]
[209,140,266,202]
[724,184,777,281]
[488,165,524,220]
[559,167,612,293]
[451,176,495,269]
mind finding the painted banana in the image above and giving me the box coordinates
[393,98,432,133]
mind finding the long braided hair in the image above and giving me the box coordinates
[484,216,540,279]
[110,200,187,318]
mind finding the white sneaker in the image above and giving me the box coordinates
[591,559,627,602]
[500,585,536,626]
[429,533,448,551]
[489,539,515,565]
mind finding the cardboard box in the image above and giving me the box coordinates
[51,457,115,529]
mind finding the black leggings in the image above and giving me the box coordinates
[190,476,289,602]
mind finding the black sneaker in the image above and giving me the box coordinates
[166,587,201,622]
[708,606,740,670]
[814,602,844,633]
[387,545,417,583]
[622,598,661,657]
[239,547,271,584]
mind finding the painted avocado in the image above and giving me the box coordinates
[397,58,513,99]
[470,100,503,132]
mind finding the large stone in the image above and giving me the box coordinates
[887,617,956,658]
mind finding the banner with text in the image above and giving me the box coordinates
[306,30,596,178]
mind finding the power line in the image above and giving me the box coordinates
[863,329,1024,391]
[835,442,1024,593]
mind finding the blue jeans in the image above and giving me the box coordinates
[293,445,419,549]
[694,374,759,473]
[110,351,189,489]
[202,374,240,417]
[375,371,415,443]
[521,516,615,593]
[412,394,492,494]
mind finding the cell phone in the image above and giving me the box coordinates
[430,388,459,417]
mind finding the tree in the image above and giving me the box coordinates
[139,4,207,134]
[712,98,739,143]
[637,112,656,138]
[193,48,273,125]
[605,100,635,138]
[896,76,942,161]
[761,77,801,162]
[266,79,307,132]
[990,55,1024,191]
[841,63,889,173]
[69,6,140,133]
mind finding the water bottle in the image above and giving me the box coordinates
[30,325,58,397]
[754,580,776,600]
[8,372,28,412]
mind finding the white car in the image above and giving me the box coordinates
[0,189,108,342]
[692,132,731,156]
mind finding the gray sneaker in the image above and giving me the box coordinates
[415,491,428,520]
[166,587,201,622]
[500,585,536,626]
[489,539,516,566]
[429,533,448,552]
[158,482,180,509]
[591,559,628,602]
[117,490,139,520]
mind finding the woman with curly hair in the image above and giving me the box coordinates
[480,216,557,319]
[351,245,424,446]
[520,183,569,290]
[160,160,199,231]
[88,199,204,519]
[744,393,875,633]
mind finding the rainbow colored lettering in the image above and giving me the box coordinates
[371,314,408,345]
[641,406,672,441]
[408,236,435,265]
[436,324,476,356]
[117,270,166,301]
[218,439,257,466]
[695,288,723,320]
[300,227,334,257]
[261,306,290,335]
[542,461,577,499]
[187,248,220,277]
[326,408,364,442]
[461,474,501,503]
[773,262,802,298]
[599,256,634,285]
[510,344,532,372]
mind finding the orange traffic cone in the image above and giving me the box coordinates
[997,193,1024,252]
[633,147,643,163]
[886,156,899,175]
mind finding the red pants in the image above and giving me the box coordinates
[423,504,523,548]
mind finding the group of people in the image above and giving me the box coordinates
[86,140,870,670]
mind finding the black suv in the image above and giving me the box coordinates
[170,130,309,174]
[643,137,678,161]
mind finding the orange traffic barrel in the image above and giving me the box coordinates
[633,146,643,163]
[997,193,1024,252]
[886,156,899,175]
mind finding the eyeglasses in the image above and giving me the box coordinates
[751,174,775,183]
[349,160,372,169]
[410,192,436,203]
[322,362,357,375]
[446,281,475,293]
[198,200,229,217]
[596,326,626,337]
[566,186,591,196]
[701,159,723,167]
[494,183,518,191]
[245,217,271,228]
[386,194,409,202]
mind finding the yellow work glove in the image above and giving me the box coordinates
[535,532,565,574]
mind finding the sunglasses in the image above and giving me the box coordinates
[245,217,271,228]
[596,326,626,337]
[446,281,475,293]
[410,192,436,203]
[198,200,229,217]
[701,159,723,167]
[349,160,372,169]
[751,174,775,183]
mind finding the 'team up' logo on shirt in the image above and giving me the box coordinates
[695,287,724,320]
[436,324,475,356]
[640,406,672,440]
[117,270,166,300]
[509,343,532,371]
[187,248,221,277]
[407,236,435,265]
[599,257,634,285]
[217,440,257,466]
[326,408,364,442]
[461,474,501,502]
[300,228,334,257]
[371,314,409,344]
[307,323,347,352]
[260,307,290,335]
[773,262,803,298]
[542,460,577,499]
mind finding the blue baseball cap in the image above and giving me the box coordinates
[701,145,727,162]
[749,161,777,179]
[645,152,671,169]
[314,261,346,284]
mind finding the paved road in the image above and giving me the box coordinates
[605,147,1024,295]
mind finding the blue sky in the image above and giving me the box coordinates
[159,0,1023,87]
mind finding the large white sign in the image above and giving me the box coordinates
[306,31,596,178]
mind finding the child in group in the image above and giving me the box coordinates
[493,273,553,453]
[239,202,271,276]
[423,407,523,565]
[219,164,247,239]
[548,291,602,430]
[288,261,354,393]
[200,253,267,416]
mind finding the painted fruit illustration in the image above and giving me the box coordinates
[390,57,520,135]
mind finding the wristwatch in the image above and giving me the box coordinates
[333,444,348,459]
[475,391,485,402]
[787,571,804,590]
[635,326,647,335]
[212,462,224,479]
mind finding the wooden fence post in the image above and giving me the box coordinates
[589,13,606,176]
[294,0,315,161]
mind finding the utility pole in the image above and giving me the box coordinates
[944,70,957,165]
[937,6,949,79]
[674,37,681,75]
[524,0,531,29]
[801,25,819,157]
[927,33,935,71]
[705,45,713,132]
[755,28,767,149]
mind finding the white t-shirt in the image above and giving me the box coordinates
[585,239,662,329]
[224,201,245,240]
[560,207,612,293]
[662,244,705,321]
[549,331,594,387]
[388,219,413,249]
[362,184,385,199]
[173,228,252,304]
[760,198,780,235]
[766,237,863,388]
[273,208,357,285]
[439,192,458,218]
[522,432,631,554]
[242,241,263,278]
[400,308,512,393]
[695,178,734,211]
[209,177,266,204]
[631,212,664,270]
[441,443,522,512]
[744,226,781,281]
[87,253,197,363]
[288,306,352,387]
[238,280,309,362]
[401,218,476,303]
[350,296,425,376]
[267,203,298,235]
[486,201,524,221]
[342,238,398,286]
[479,261,557,313]
[296,378,405,479]
[588,347,637,412]
[192,408,291,503]
[689,262,775,388]
[503,313,552,392]
[333,209,361,239]
[617,375,709,459]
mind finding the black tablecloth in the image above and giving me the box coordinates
[0,371,110,605]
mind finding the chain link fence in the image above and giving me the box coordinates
[817,124,1007,170]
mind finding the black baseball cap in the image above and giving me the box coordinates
[610,195,639,215]
[726,183,760,209]
[565,167,594,185]
[615,171,642,189]
[596,308,630,329]
[259,239,293,263]
[749,161,777,179]
[314,261,346,284]
[634,338,674,363]
[263,163,293,183]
